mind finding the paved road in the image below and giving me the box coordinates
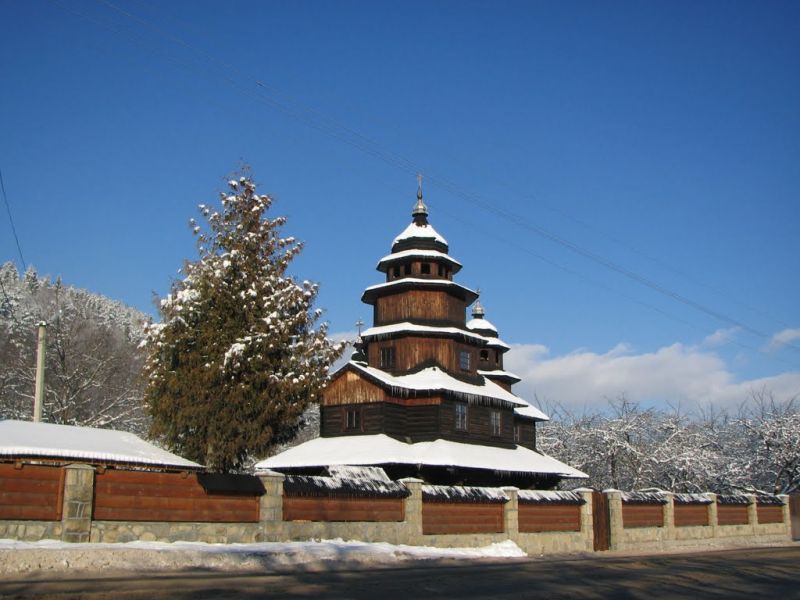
[1,546,798,599]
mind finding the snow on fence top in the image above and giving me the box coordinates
[672,493,713,505]
[517,490,586,505]
[0,420,201,470]
[755,494,784,506]
[422,484,509,504]
[621,491,668,505]
[283,466,409,499]
[716,494,752,505]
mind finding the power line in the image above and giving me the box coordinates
[0,166,26,271]
[54,0,800,358]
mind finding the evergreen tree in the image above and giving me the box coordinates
[142,174,344,472]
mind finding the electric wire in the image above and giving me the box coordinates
[50,0,800,359]
[0,167,26,271]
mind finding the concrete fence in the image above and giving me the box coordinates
[0,462,791,554]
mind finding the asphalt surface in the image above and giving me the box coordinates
[1,545,798,599]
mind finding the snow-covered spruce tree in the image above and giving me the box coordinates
[142,175,344,472]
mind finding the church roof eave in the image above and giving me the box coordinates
[361,278,479,305]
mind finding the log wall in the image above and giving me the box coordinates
[322,370,386,406]
[282,496,404,522]
[622,503,664,528]
[421,501,505,534]
[374,290,465,326]
[93,470,260,522]
[366,336,478,375]
[518,503,581,533]
[0,463,63,521]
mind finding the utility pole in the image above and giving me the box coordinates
[33,321,46,422]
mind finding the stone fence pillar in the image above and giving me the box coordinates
[778,495,791,536]
[501,487,519,541]
[746,494,757,531]
[706,493,719,537]
[574,488,595,551]
[399,477,424,545]
[605,489,623,551]
[257,470,285,537]
[662,492,675,542]
[61,464,95,543]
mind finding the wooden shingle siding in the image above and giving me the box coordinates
[518,503,581,532]
[282,496,404,522]
[717,504,749,525]
[674,503,709,527]
[622,503,664,528]
[93,470,260,522]
[323,371,385,406]
[422,501,504,534]
[0,463,63,521]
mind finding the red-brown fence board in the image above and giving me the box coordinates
[282,496,404,522]
[622,503,663,528]
[717,504,749,526]
[756,505,783,524]
[674,504,709,527]
[93,470,259,522]
[422,501,504,535]
[0,463,63,521]
[518,503,581,533]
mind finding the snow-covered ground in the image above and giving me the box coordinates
[0,539,526,574]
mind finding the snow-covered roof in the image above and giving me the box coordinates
[513,404,549,421]
[673,493,713,505]
[479,369,522,383]
[517,490,586,505]
[283,466,409,499]
[621,491,668,504]
[362,278,479,304]
[362,322,489,345]
[466,317,498,335]
[716,494,751,505]
[392,222,448,247]
[422,484,508,504]
[376,249,462,271]
[256,434,588,479]
[0,420,202,470]
[348,361,530,408]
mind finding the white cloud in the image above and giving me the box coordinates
[505,340,800,412]
[702,327,739,348]
[768,327,800,351]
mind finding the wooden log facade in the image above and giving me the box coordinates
[0,463,63,521]
[93,470,260,523]
[374,290,465,327]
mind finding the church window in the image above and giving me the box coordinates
[380,347,395,368]
[491,410,502,436]
[392,266,400,278]
[459,350,471,371]
[513,424,521,443]
[421,262,431,275]
[438,264,445,276]
[455,403,468,431]
[479,349,489,362]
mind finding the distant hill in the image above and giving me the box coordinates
[0,262,150,435]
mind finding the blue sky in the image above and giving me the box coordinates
[2,0,798,411]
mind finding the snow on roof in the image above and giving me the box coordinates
[755,494,784,506]
[393,222,448,247]
[362,278,478,302]
[0,420,202,470]
[466,317,498,335]
[673,493,713,505]
[422,484,508,504]
[256,434,588,479]
[620,491,668,504]
[377,249,462,270]
[283,466,409,499]
[517,490,586,505]
[349,361,529,408]
[362,322,489,345]
[512,404,549,421]
[478,369,522,382]
[716,494,751,505]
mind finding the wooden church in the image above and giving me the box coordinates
[258,185,586,488]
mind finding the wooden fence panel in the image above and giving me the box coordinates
[422,501,504,535]
[93,470,259,522]
[622,503,663,528]
[717,504,749,526]
[0,463,63,521]
[756,505,783,524]
[518,503,581,533]
[674,504,709,527]
[282,496,404,522]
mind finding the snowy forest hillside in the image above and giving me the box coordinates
[0,262,149,435]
